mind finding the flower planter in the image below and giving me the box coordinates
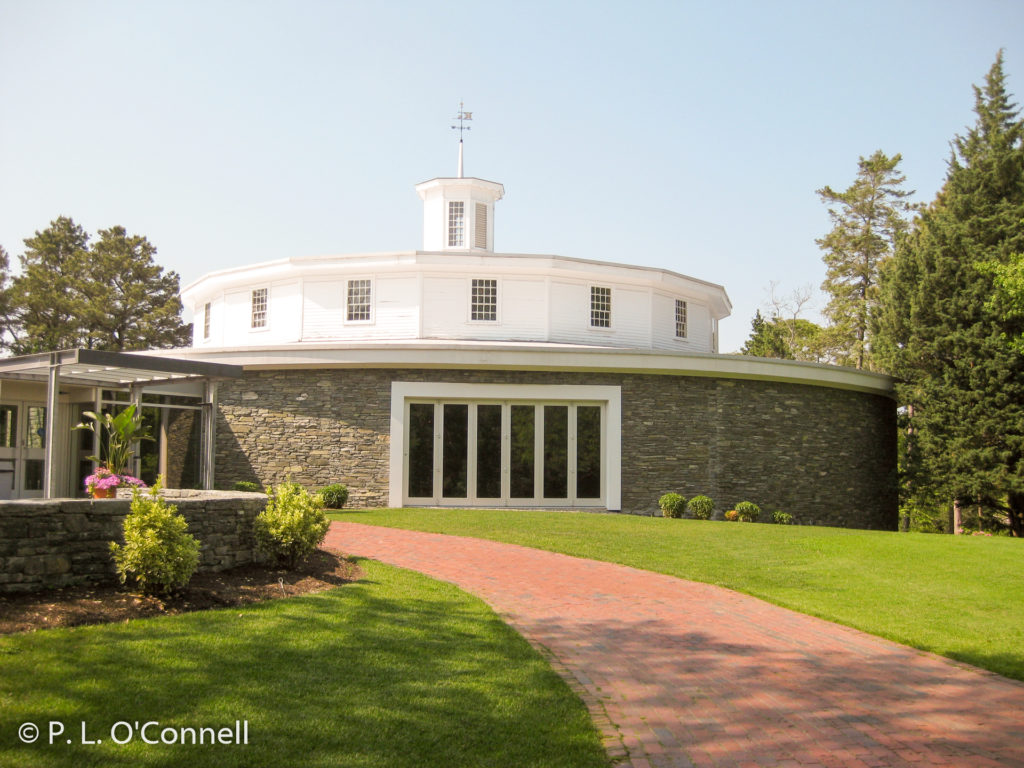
[91,487,117,499]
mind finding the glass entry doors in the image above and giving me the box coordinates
[0,402,47,500]
[406,400,604,507]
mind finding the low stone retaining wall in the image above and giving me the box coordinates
[0,490,267,594]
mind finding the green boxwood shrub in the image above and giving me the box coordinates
[320,483,349,509]
[233,480,263,493]
[686,495,714,520]
[658,492,686,518]
[254,482,330,568]
[772,510,794,525]
[109,482,200,596]
[735,501,761,522]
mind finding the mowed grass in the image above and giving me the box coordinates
[0,559,609,768]
[329,508,1024,682]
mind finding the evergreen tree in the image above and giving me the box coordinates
[10,218,192,354]
[817,151,914,370]
[10,216,91,354]
[741,310,791,358]
[0,245,15,350]
[875,52,1024,535]
[83,226,191,350]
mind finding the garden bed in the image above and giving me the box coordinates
[0,548,358,635]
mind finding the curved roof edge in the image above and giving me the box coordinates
[150,342,894,397]
[179,250,732,316]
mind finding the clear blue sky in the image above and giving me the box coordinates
[1,0,1021,352]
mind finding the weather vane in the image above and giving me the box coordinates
[451,102,472,140]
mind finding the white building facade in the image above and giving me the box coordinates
[172,162,897,526]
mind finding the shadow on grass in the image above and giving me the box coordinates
[0,560,609,768]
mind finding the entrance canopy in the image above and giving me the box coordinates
[0,349,243,498]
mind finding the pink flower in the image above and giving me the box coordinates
[84,471,148,493]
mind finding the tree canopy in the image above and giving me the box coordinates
[817,151,914,370]
[874,51,1024,535]
[7,217,190,354]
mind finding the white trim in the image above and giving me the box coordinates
[154,341,895,396]
[390,382,621,510]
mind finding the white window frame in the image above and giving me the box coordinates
[589,285,612,330]
[675,299,688,339]
[390,382,621,511]
[448,201,465,247]
[250,288,268,330]
[203,302,211,340]
[469,277,499,323]
[345,278,374,324]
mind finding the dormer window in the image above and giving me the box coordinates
[346,279,372,322]
[471,279,497,321]
[251,288,268,329]
[590,286,611,328]
[675,299,688,338]
[448,201,465,247]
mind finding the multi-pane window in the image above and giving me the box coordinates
[471,278,498,321]
[251,288,267,329]
[590,286,611,328]
[203,302,211,339]
[448,201,465,247]
[346,279,372,322]
[474,202,487,249]
[675,299,688,338]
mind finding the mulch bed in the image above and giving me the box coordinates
[0,548,360,636]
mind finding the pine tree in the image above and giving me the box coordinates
[83,226,191,350]
[875,52,1024,535]
[10,216,91,354]
[817,151,914,370]
[0,245,15,350]
[10,218,192,354]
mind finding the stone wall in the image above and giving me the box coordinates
[0,490,266,594]
[214,368,897,529]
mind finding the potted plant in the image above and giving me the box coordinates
[74,404,151,498]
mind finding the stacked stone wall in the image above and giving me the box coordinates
[214,368,896,529]
[0,490,266,594]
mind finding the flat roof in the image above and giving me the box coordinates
[0,348,244,388]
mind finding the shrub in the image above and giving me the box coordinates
[658,492,686,518]
[724,510,739,521]
[686,495,714,520]
[735,501,761,522]
[109,481,200,596]
[233,480,263,493]
[320,483,349,509]
[254,482,330,568]
[772,510,794,525]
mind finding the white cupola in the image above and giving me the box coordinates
[415,104,504,252]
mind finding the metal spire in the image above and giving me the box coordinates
[451,101,472,178]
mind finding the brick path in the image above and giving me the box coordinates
[324,522,1024,768]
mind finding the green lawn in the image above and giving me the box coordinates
[329,508,1024,682]
[0,559,609,768]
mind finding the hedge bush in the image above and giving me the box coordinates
[109,482,200,596]
[658,492,686,518]
[735,501,761,522]
[233,480,263,493]
[254,482,330,568]
[686,495,714,520]
[772,510,794,525]
[724,510,739,522]
[320,483,349,509]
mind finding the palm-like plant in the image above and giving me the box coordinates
[73,403,153,476]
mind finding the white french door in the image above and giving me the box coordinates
[0,401,47,499]
[405,400,604,507]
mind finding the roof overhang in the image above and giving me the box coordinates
[0,348,244,389]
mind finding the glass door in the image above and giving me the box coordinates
[0,402,47,499]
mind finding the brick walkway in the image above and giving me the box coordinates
[324,522,1024,768]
